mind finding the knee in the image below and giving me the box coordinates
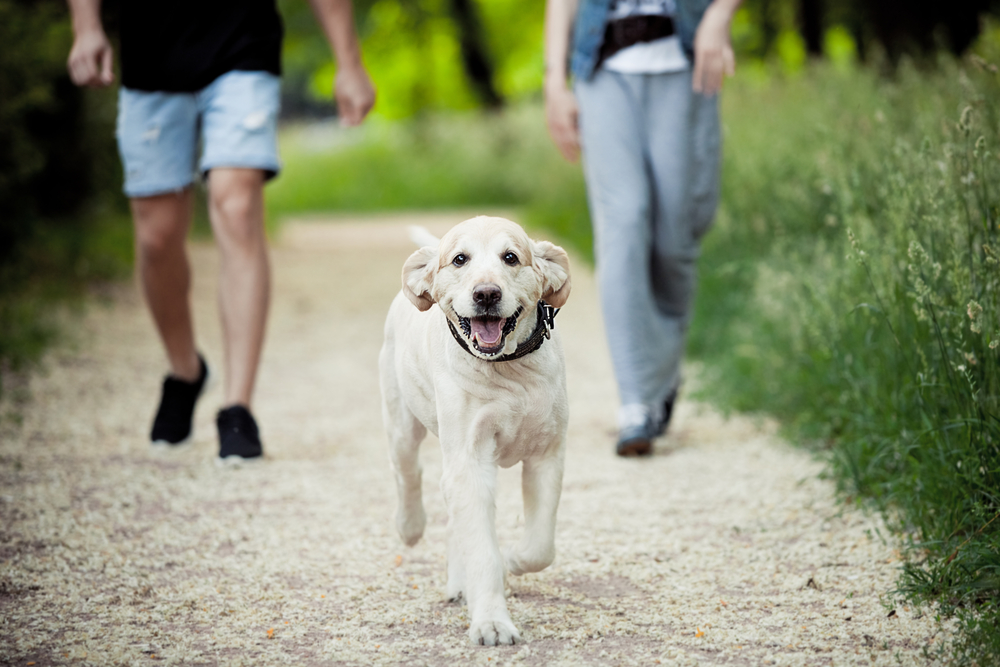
[652,248,696,274]
[650,251,697,316]
[134,216,185,264]
[209,179,264,249]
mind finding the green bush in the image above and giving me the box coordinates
[0,0,130,394]
[688,56,1000,664]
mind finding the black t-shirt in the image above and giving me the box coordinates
[118,0,283,92]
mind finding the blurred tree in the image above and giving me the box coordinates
[448,0,502,108]
[0,0,124,384]
[0,0,119,263]
[798,0,823,56]
[868,0,994,61]
[279,0,503,119]
[748,0,1000,64]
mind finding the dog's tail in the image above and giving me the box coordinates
[408,225,440,249]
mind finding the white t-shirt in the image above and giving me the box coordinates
[602,0,689,74]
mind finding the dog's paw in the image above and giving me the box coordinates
[504,548,525,577]
[504,546,554,576]
[446,579,465,604]
[395,504,426,547]
[469,618,520,646]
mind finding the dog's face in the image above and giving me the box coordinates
[402,216,571,359]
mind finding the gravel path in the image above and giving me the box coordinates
[1,214,951,666]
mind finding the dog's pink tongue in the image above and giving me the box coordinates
[471,318,503,346]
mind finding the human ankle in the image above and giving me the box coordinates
[170,354,202,382]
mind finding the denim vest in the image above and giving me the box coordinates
[570,0,713,80]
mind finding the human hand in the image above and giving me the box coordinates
[692,2,736,95]
[67,29,114,87]
[545,83,580,162]
[335,63,376,126]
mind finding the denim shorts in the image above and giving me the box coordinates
[116,70,282,198]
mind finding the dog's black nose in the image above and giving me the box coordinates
[473,284,502,308]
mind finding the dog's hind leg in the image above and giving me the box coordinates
[387,410,427,547]
[380,364,428,547]
[505,447,565,576]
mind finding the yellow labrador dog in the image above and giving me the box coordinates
[379,216,571,645]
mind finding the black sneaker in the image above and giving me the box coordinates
[216,405,264,465]
[151,355,209,445]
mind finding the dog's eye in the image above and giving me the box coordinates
[503,252,519,266]
[452,253,468,267]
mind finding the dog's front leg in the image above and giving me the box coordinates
[505,447,564,576]
[441,453,520,646]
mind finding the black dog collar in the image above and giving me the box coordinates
[447,300,560,363]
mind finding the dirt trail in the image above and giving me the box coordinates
[1,214,950,666]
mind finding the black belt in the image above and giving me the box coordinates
[596,15,676,69]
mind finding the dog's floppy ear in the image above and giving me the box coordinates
[402,245,439,311]
[532,240,572,308]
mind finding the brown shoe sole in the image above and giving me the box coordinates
[616,437,653,457]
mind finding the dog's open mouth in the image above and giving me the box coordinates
[457,306,523,356]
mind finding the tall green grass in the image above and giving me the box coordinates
[688,56,1000,663]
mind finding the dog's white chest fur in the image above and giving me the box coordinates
[386,297,568,467]
[378,216,572,646]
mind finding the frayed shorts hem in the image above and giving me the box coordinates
[199,156,282,181]
[124,179,195,199]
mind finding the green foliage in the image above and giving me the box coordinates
[0,211,133,393]
[0,0,130,394]
[266,107,590,253]
[279,0,545,120]
[474,0,545,100]
[686,53,1000,664]
[0,0,74,232]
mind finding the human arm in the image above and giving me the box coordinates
[307,0,376,126]
[66,0,114,87]
[691,0,742,95]
[543,0,581,162]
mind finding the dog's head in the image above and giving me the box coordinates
[402,216,571,359]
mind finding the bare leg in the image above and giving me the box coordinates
[207,168,270,408]
[131,189,201,381]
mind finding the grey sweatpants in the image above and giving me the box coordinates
[575,67,721,411]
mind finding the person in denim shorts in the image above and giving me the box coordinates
[544,0,740,456]
[66,0,375,463]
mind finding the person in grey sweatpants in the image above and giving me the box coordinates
[544,0,741,456]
